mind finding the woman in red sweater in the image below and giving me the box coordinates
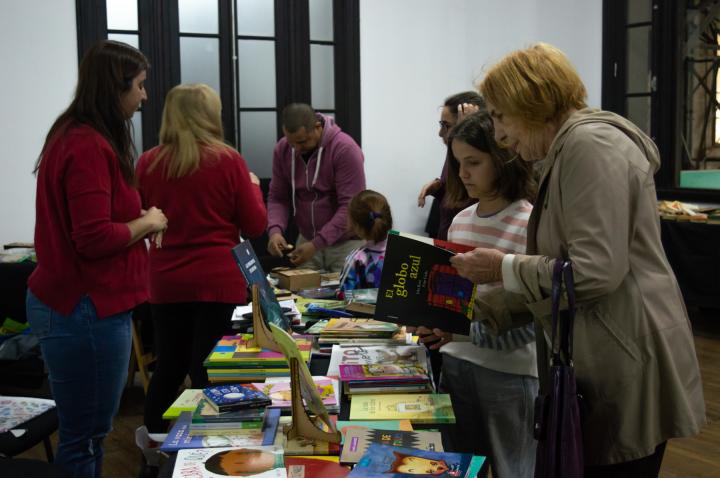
[27,40,168,478]
[137,83,267,433]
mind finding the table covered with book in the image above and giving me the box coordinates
[155,238,487,478]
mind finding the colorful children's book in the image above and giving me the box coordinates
[349,394,455,424]
[340,427,443,464]
[347,443,485,478]
[339,364,428,382]
[323,318,398,336]
[250,378,337,409]
[204,334,311,367]
[335,420,414,444]
[202,384,272,413]
[375,232,476,335]
[160,409,280,453]
[0,396,56,433]
[284,456,350,478]
[172,445,286,478]
[162,389,204,420]
[269,324,333,425]
[327,344,429,378]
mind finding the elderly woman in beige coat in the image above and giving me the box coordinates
[450,43,706,477]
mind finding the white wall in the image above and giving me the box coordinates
[361,0,603,234]
[0,0,602,245]
[0,0,77,246]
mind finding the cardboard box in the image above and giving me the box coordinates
[273,268,321,292]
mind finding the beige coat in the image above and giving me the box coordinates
[475,108,706,465]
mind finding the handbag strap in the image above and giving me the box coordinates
[551,259,576,364]
[562,260,576,361]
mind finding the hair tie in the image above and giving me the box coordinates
[369,211,381,222]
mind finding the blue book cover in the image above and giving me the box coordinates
[203,384,271,412]
[231,241,290,331]
[348,443,484,477]
[160,409,281,452]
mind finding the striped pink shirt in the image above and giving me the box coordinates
[448,199,532,255]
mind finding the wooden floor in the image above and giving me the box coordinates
[16,316,720,478]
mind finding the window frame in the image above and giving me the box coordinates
[75,0,361,164]
[602,0,720,202]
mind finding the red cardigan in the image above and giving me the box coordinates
[136,146,267,304]
[28,124,148,318]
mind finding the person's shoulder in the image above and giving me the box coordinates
[327,132,362,156]
[453,203,477,221]
[136,146,161,173]
[273,136,290,153]
[510,199,533,215]
[212,145,243,163]
[66,125,112,150]
[564,120,635,153]
[61,125,116,164]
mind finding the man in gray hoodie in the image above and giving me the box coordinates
[267,103,366,272]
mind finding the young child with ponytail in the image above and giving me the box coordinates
[336,189,393,298]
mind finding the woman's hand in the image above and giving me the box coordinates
[450,247,505,284]
[143,207,168,248]
[410,325,453,350]
[417,179,441,207]
[457,103,481,121]
[128,207,167,247]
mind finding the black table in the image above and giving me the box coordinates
[660,220,720,310]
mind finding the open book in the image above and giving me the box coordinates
[375,231,475,335]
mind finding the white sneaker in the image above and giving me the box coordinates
[135,425,168,468]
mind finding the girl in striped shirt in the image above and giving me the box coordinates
[420,111,538,478]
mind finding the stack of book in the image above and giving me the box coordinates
[328,344,433,395]
[189,399,267,436]
[249,376,340,414]
[306,318,411,354]
[180,384,270,438]
[203,334,312,382]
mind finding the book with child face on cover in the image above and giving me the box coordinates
[172,445,285,478]
[347,443,485,478]
[375,232,475,335]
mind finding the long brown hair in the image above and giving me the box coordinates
[444,112,536,208]
[34,40,149,184]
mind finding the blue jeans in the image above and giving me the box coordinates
[26,290,132,478]
[441,354,539,478]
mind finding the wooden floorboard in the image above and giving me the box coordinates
[16,317,720,478]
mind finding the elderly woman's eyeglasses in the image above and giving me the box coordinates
[438,120,454,130]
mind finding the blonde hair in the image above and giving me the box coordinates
[479,43,587,129]
[151,83,230,178]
